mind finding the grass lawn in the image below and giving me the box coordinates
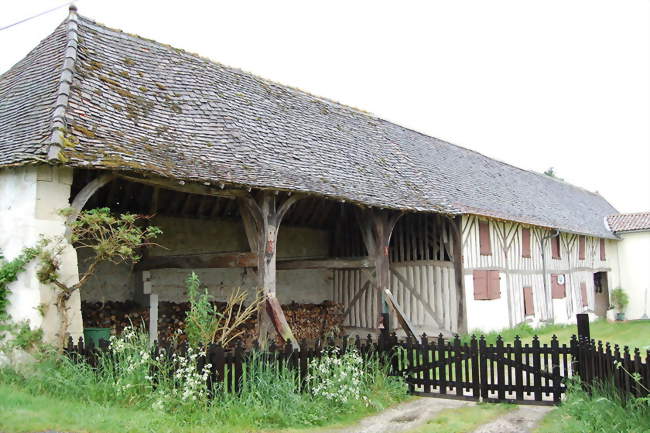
[0,382,402,433]
[469,319,650,349]
[403,403,516,433]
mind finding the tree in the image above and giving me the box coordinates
[37,208,162,348]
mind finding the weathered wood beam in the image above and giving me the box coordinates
[134,252,257,271]
[355,207,403,331]
[134,253,373,271]
[118,174,246,199]
[65,173,115,240]
[277,257,374,270]
[237,191,305,349]
[384,288,418,340]
[448,215,468,334]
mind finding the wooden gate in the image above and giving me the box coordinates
[393,334,572,405]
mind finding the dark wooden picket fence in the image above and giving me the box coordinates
[65,334,383,394]
[66,319,649,405]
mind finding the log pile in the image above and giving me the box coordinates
[81,300,344,346]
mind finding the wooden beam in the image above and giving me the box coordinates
[134,253,373,271]
[237,191,305,348]
[65,173,115,240]
[134,252,257,271]
[118,174,246,199]
[448,215,467,334]
[277,257,374,270]
[384,288,418,340]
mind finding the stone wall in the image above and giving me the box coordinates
[0,166,82,342]
[80,215,333,305]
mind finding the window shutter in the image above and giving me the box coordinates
[551,236,561,259]
[551,274,566,299]
[473,270,488,300]
[479,221,491,255]
[580,282,588,307]
[578,236,586,260]
[487,270,501,299]
[521,228,531,258]
[600,238,606,261]
[523,286,534,316]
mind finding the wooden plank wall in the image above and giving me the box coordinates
[332,213,457,334]
[461,215,612,327]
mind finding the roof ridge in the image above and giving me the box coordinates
[46,5,80,161]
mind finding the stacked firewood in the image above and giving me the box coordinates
[81,300,344,347]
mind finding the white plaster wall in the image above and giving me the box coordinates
[80,215,333,305]
[463,273,510,332]
[615,231,650,320]
[0,166,81,342]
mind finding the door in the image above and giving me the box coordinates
[593,272,609,317]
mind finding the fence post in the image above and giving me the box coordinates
[551,335,561,404]
[479,336,488,401]
[470,336,480,400]
[576,313,590,342]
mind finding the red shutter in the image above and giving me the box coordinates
[487,270,501,299]
[580,282,588,307]
[523,286,534,316]
[473,270,488,300]
[521,228,531,258]
[551,274,566,299]
[578,236,586,260]
[479,221,491,255]
[600,238,606,261]
[551,236,561,259]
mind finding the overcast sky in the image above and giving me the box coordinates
[2,0,649,213]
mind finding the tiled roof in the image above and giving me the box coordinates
[0,9,618,238]
[607,213,650,233]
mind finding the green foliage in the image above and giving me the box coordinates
[184,273,259,348]
[0,245,41,320]
[536,379,650,433]
[461,322,567,345]
[543,167,563,180]
[0,326,407,432]
[0,320,44,353]
[610,288,629,312]
[184,272,216,348]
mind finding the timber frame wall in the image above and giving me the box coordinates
[332,213,461,335]
[461,215,613,331]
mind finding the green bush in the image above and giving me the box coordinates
[0,326,407,430]
[537,379,650,433]
[610,288,629,313]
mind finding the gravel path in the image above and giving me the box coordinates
[316,397,471,433]
[470,405,553,433]
[315,398,554,433]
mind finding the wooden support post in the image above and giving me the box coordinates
[355,207,403,332]
[65,173,115,240]
[449,215,468,335]
[237,191,303,349]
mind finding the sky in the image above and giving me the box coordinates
[1,0,649,213]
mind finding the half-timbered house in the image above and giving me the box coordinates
[0,7,621,344]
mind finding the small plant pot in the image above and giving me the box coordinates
[615,312,625,321]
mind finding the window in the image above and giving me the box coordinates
[551,274,566,299]
[551,235,561,259]
[578,235,586,260]
[473,270,500,300]
[580,282,588,307]
[599,238,606,261]
[521,228,531,258]
[479,221,491,255]
[523,286,534,316]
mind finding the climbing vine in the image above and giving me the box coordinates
[0,245,42,320]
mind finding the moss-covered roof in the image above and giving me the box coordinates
[0,8,618,238]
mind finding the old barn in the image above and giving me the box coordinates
[0,7,620,344]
